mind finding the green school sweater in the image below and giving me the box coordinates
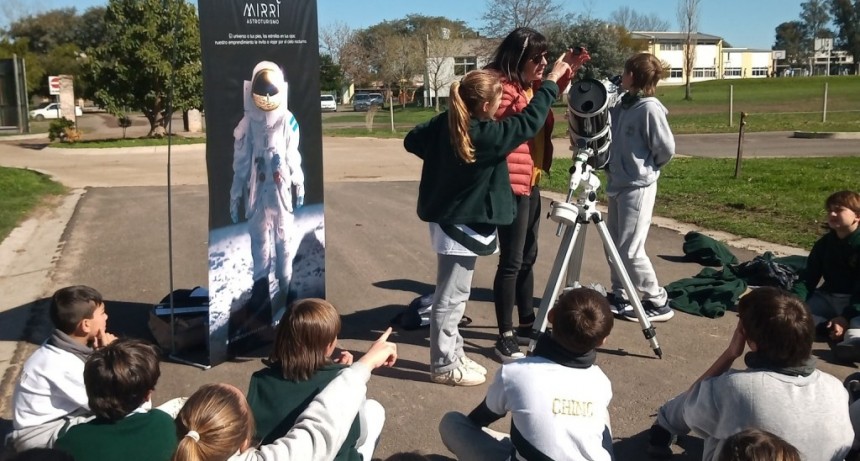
[404,80,559,225]
[55,409,177,461]
[792,228,860,319]
[247,364,361,461]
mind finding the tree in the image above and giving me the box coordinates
[319,53,345,93]
[774,21,808,68]
[609,6,670,32]
[544,16,644,79]
[480,0,569,38]
[84,0,201,137]
[376,33,423,129]
[677,0,701,101]
[319,20,353,66]
[829,0,860,64]
[801,0,833,42]
[425,33,465,111]
[6,8,82,54]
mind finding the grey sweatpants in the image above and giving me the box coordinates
[808,291,860,343]
[430,254,475,373]
[438,411,512,461]
[605,182,668,305]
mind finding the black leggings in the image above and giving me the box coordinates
[493,186,541,334]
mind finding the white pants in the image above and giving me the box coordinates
[605,183,667,305]
[356,399,385,461]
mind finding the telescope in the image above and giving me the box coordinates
[566,77,623,171]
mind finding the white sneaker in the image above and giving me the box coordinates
[431,364,486,386]
[460,355,487,375]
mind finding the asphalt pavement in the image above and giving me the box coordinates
[0,124,857,460]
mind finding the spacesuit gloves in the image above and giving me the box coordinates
[230,198,240,224]
[294,183,305,209]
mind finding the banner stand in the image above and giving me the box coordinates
[162,0,211,370]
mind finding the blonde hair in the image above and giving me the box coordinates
[172,383,255,461]
[269,298,341,381]
[624,53,664,96]
[447,69,502,163]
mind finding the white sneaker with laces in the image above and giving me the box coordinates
[460,355,487,375]
[431,364,486,386]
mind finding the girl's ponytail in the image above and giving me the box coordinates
[446,70,502,164]
[447,80,475,163]
[172,383,255,461]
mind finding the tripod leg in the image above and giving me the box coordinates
[565,222,588,289]
[529,221,585,353]
[592,218,663,358]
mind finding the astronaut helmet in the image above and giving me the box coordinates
[250,61,288,111]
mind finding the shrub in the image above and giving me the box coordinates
[48,118,77,142]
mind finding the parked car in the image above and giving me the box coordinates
[353,93,384,111]
[29,102,83,121]
[320,94,337,112]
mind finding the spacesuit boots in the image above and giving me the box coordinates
[227,277,274,356]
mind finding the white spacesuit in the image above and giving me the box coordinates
[230,61,305,318]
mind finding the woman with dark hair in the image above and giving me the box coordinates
[485,27,590,361]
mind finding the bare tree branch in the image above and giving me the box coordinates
[610,6,670,32]
[677,0,701,100]
[319,20,353,65]
[480,0,566,37]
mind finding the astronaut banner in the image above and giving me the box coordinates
[199,0,325,364]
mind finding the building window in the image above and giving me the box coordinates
[453,56,477,76]
[751,67,768,76]
[669,68,683,78]
[661,42,684,51]
[693,67,716,78]
[724,67,742,77]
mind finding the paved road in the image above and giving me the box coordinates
[0,133,856,460]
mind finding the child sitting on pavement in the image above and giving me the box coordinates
[246,298,385,461]
[54,338,178,461]
[438,288,615,460]
[172,328,397,461]
[648,286,853,461]
[791,190,860,362]
[9,285,117,451]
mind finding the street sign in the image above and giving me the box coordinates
[48,76,61,95]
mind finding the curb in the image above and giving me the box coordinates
[541,190,807,258]
[0,189,86,419]
[793,131,860,140]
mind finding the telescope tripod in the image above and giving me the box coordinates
[527,152,663,359]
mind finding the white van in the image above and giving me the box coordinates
[320,94,337,112]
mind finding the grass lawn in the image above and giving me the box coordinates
[543,156,859,249]
[326,76,860,137]
[0,167,66,243]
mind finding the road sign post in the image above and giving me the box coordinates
[48,75,61,95]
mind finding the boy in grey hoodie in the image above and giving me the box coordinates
[649,287,854,461]
[604,52,675,322]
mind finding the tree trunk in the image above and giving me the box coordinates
[685,81,692,100]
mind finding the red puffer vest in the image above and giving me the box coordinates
[494,73,567,196]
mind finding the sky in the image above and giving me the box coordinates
[3,0,804,50]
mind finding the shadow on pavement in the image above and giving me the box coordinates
[0,298,50,346]
[613,427,703,460]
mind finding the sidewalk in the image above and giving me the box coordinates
[0,136,852,460]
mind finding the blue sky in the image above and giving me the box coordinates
[5,0,803,50]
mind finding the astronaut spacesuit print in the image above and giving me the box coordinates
[230,61,305,324]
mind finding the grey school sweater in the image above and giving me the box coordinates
[605,96,675,195]
[682,366,853,461]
